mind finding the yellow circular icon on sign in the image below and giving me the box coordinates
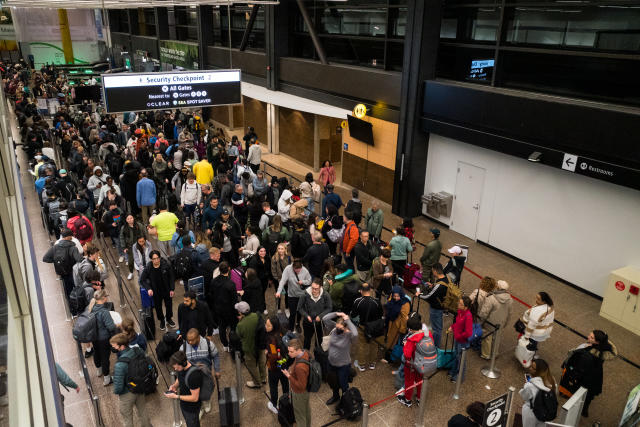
[353,103,367,119]
[341,120,347,129]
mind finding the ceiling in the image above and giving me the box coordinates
[1,0,281,9]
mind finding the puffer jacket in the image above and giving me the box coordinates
[113,346,142,395]
[522,304,554,342]
[91,303,117,341]
[478,289,513,329]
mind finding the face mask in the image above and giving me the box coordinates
[111,347,120,354]
[336,328,344,335]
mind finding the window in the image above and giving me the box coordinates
[174,6,199,42]
[214,5,265,51]
[437,1,640,106]
[289,1,407,71]
[109,10,129,33]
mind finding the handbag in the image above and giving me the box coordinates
[514,319,526,334]
[364,319,385,340]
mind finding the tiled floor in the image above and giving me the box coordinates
[21,117,640,426]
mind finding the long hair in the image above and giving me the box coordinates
[531,359,556,390]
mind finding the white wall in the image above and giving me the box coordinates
[424,134,640,296]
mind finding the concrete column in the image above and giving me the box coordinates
[57,10,74,65]
[267,103,279,154]
[228,106,235,129]
[313,115,320,172]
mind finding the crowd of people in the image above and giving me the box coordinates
[2,58,619,427]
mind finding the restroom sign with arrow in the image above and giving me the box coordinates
[562,153,578,172]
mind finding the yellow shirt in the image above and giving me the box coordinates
[193,160,213,185]
[150,211,179,241]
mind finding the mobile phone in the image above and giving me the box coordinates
[525,374,531,382]
[165,390,176,395]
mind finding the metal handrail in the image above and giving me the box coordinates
[75,338,106,426]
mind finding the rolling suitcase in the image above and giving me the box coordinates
[436,331,456,369]
[402,263,422,290]
[140,307,155,341]
[515,336,535,368]
[217,379,240,427]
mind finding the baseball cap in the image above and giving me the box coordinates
[59,169,67,175]
[222,209,229,215]
[430,227,440,237]
[61,228,73,237]
[448,245,462,255]
[234,301,250,314]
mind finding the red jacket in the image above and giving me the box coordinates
[403,329,434,362]
[452,309,473,344]
[342,221,359,255]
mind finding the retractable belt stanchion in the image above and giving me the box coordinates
[235,351,245,404]
[361,403,369,427]
[114,264,127,308]
[415,375,428,427]
[453,348,468,400]
[171,372,183,427]
[505,386,516,427]
[481,325,502,379]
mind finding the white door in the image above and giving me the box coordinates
[450,162,486,240]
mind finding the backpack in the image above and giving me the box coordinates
[156,331,183,363]
[299,357,322,393]
[47,199,61,222]
[185,362,215,402]
[266,227,282,253]
[342,277,361,315]
[531,388,558,422]
[338,387,364,421]
[69,286,88,316]
[440,279,463,313]
[72,310,98,342]
[73,216,93,241]
[412,334,437,376]
[277,394,296,427]
[327,225,345,243]
[120,348,158,395]
[174,247,195,279]
[53,245,74,276]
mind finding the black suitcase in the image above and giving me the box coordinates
[141,307,155,341]
[277,394,295,427]
[218,384,240,427]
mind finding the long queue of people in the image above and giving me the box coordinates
[3,60,619,427]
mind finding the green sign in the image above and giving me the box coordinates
[159,40,199,70]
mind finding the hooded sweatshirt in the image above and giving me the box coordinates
[298,287,333,321]
[277,189,293,222]
[478,286,513,329]
[87,166,107,200]
[519,377,554,427]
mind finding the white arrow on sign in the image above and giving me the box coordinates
[562,153,578,172]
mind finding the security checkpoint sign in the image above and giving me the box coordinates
[483,393,508,427]
[101,69,241,113]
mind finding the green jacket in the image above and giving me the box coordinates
[329,273,356,311]
[365,208,384,239]
[389,235,413,261]
[119,221,147,250]
[420,239,442,269]
[236,312,259,357]
[113,347,143,395]
[56,363,78,390]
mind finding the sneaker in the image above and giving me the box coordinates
[204,401,212,413]
[223,346,230,352]
[354,361,365,372]
[167,320,176,329]
[212,328,220,335]
[263,309,269,315]
[103,375,113,386]
[396,395,412,407]
[267,401,278,415]
[127,272,133,280]
[381,358,389,364]
[160,321,166,331]
[369,363,376,370]
[285,309,290,317]
[396,387,405,394]
[199,409,204,420]
[326,395,340,405]
[277,309,282,314]
[179,280,184,287]
[118,256,124,263]
[96,367,103,377]
[246,381,260,388]
[84,348,94,358]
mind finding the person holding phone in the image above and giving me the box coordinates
[165,351,202,427]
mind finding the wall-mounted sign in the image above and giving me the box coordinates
[469,59,494,81]
[159,40,199,70]
[353,103,367,119]
[101,69,241,113]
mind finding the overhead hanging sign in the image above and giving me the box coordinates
[101,69,242,113]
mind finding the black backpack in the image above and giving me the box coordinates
[342,278,361,315]
[299,357,322,393]
[156,331,183,363]
[53,245,74,276]
[531,388,558,422]
[69,286,88,316]
[120,348,158,395]
[338,387,364,421]
[277,394,296,427]
[266,228,282,255]
[174,247,194,279]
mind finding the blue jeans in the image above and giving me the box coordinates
[429,308,443,348]
[305,197,315,215]
[449,341,469,381]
